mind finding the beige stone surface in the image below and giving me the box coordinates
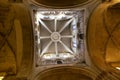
[0,0,120,80]
[33,0,88,7]
[0,2,16,74]
[88,1,120,79]
[34,66,96,80]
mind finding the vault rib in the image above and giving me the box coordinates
[55,42,58,56]
[59,18,73,33]
[40,36,50,39]
[54,18,57,32]
[39,19,52,33]
[61,35,73,38]
[40,41,53,56]
[59,40,74,54]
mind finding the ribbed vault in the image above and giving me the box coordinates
[88,1,120,79]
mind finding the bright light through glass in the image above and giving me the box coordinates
[35,11,73,21]
[0,76,4,80]
[116,67,120,70]
[33,10,85,65]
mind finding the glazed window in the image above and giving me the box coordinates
[0,76,4,80]
[33,10,85,65]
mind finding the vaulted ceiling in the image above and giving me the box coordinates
[0,0,120,80]
[32,0,89,7]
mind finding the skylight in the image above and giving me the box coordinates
[33,9,85,65]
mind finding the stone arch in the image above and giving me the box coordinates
[87,1,120,79]
[34,66,97,80]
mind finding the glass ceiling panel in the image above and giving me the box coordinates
[33,9,85,65]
